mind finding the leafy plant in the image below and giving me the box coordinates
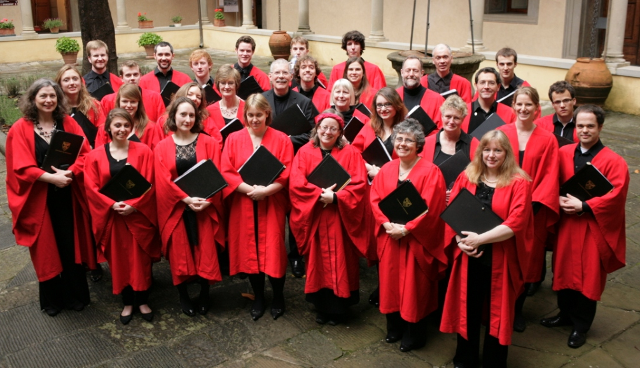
[171,15,183,23]
[137,32,162,47]
[0,77,21,97]
[43,18,64,29]
[137,12,149,21]
[214,9,225,20]
[0,18,14,29]
[55,37,80,53]
[0,95,22,126]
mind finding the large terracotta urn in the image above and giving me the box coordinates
[565,58,613,107]
[269,31,292,60]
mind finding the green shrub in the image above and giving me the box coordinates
[43,18,64,29]
[0,96,22,126]
[171,15,183,23]
[0,77,21,97]
[55,37,80,53]
[137,32,163,47]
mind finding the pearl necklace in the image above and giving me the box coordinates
[482,174,498,184]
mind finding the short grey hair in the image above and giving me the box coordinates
[440,94,468,118]
[270,58,290,73]
[433,43,452,55]
[392,118,426,153]
[330,79,356,106]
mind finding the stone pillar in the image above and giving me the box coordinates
[296,0,312,34]
[116,0,131,30]
[19,0,37,38]
[604,0,630,67]
[70,0,81,32]
[242,0,256,29]
[368,0,387,41]
[464,0,485,51]
[199,0,212,25]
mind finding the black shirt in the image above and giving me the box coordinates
[553,114,576,141]
[298,84,318,101]
[474,182,495,266]
[83,70,110,94]
[234,63,254,81]
[106,143,127,178]
[497,75,525,104]
[468,100,498,134]
[194,76,215,88]
[273,90,291,116]
[573,140,605,213]
[403,85,427,111]
[154,67,174,91]
[427,71,453,94]
[433,129,474,165]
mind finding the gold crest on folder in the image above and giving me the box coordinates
[125,180,136,189]
[402,198,412,208]
[61,142,70,151]
[585,180,596,190]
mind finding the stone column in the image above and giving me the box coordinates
[368,0,387,41]
[464,0,485,51]
[19,0,37,38]
[199,0,212,25]
[116,0,131,30]
[296,0,312,34]
[604,0,630,67]
[242,0,256,29]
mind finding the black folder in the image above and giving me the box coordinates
[343,116,364,142]
[361,137,392,168]
[238,145,286,186]
[497,90,516,107]
[441,89,459,99]
[378,180,429,225]
[554,134,574,147]
[89,83,114,101]
[204,85,222,105]
[440,187,504,252]
[40,130,85,173]
[271,104,313,136]
[407,105,437,135]
[560,162,613,201]
[220,118,244,142]
[160,81,180,107]
[99,164,152,201]
[237,76,264,100]
[71,110,98,148]
[470,113,506,139]
[174,159,228,199]
[306,154,351,191]
[438,150,470,189]
[355,103,372,118]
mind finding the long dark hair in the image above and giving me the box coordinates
[165,97,203,133]
[19,78,68,123]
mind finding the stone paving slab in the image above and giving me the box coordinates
[564,347,626,368]
[6,262,37,289]
[507,346,572,368]
[110,345,187,368]
[601,322,640,367]
[0,246,29,283]
[168,333,227,367]
[284,329,343,366]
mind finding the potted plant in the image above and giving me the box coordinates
[171,15,183,27]
[214,8,225,27]
[55,37,80,65]
[137,32,163,59]
[0,18,15,37]
[137,12,153,28]
[43,18,64,34]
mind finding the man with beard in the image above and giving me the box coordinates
[139,41,192,93]
[290,36,328,88]
[328,30,386,91]
[292,55,330,113]
[83,40,123,96]
[461,67,516,134]
[396,56,444,133]
[420,44,472,103]
[234,35,271,92]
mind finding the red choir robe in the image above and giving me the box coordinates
[441,174,533,345]
[95,120,164,151]
[101,88,166,123]
[420,73,472,104]
[370,159,447,322]
[497,124,559,282]
[244,66,271,92]
[6,117,94,281]
[351,122,396,159]
[84,100,106,127]
[461,101,516,133]
[328,61,387,91]
[154,134,226,285]
[206,99,246,131]
[290,143,371,296]
[553,144,629,300]
[84,142,159,293]
[292,86,330,114]
[358,85,378,110]
[535,114,578,142]
[139,70,193,93]
[397,87,444,135]
[221,128,293,278]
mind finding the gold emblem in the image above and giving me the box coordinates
[585,180,596,190]
[125,180,136,189]
[61,142,70,151]
[402,197,412,208]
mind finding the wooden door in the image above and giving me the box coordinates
[623,0,640,65]
[31,0,51,30]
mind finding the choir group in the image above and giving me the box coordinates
[5,30,629,368]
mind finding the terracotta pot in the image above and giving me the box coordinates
[214,19,225,27]
[269,31,292,60]
[61,52,78,65]
[143,45,156,59]
[0,28,15,37]
[138,20,154,29]
[50,27,59,34]
[565,58,613,107]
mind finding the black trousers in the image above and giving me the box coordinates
[121,286,150,306]
[557,289,597,333]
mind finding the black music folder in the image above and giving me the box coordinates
[40,130,85,173]
[306,154,351,191]
[271,104,312,136]
[71,110,98,148]
[174,159,228,199]
[237,76,264,100]
[90,83,114,101]
[560,162,613,201]
[497,90,516,107]
[204,85,222,105]
[160,81,180,107]
[361,137,392,168]
[99,164,152,201]
[220,118,244,142]
[407,105,437,135]
[343,116,364,142]
[554,134,574,147]
[238,145,286,186]
[440,187,504,252]
[438,150,470,189]
[441,89,459,99]
[355,103,372,118]
[470,113,506,139]
[378,180,429,225]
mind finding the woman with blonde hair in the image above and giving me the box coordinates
[329,79,370,141]
[207,64,245,134]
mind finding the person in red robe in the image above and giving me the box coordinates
[328,30,386,91]
[289,110,371,325]
[221,94,294,321]
[95,84,164,150]
[292,55,330,113]
[461,67,516,134]
[154,97,226,317]
[420,44,472,103]
[138,42,193,93]
[330,79,371,143]
[6,79,92,316]
[206,65,246,135]
[497,87,559,332]
[343,57,378,108]
[441,129,533,368]
[84,109,159,324]
[370,118,447,352]
[234,36,271,92]
[541,105,629,349]
[535,81,578,142]
[289,36,329,88]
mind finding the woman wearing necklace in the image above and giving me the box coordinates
[441,130,533,368]
[6,78,92,316]
[221,94,293,321]
[343,57,377,108]
[84,109,159,324]
[497,87,559,332]
[154,97,226,317]
[289,110,371,325]
[329,79,370,142]
[207,65,245,135]
[370,118,447,352]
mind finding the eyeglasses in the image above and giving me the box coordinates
[317,125,339,133]
[552,98,574,106]
[394,137,416,144]
[376,103,393,110]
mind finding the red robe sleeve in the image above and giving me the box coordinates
[101,93,116,115]
[141,88,166,123]
[250,67,272,92]
[328,62,346,92]
[364,61,387,90]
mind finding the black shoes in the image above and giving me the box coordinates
[568,330,587,348]
[527,281,541,296]
[368,287,380,307]
[120,313,133,325]
[198,295,210,316]
[90,264,104,282]
[385,332,402,343]
[540,314,573,328]
[180,297,196,317]
[43,307,60,317]
[316,312,329,325]
[67,300,85,312]
[140,311,154,322]
[250,299,266,321]
[513,313,526,332]
[290,258,305,278]
[271,306,285,320]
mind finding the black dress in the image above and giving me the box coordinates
[176,137,199,246]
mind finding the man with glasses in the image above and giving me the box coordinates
[461,67,516,134]
[420,44,472,103]
[396,56,444,134]
[536,81,578,142]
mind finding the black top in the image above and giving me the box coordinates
[468,100,498,134]
[433,151,452,166]
[340,106,356,123]
[35,118,66,167]
[403,85,427,111]
[519,150,525,166]
[383,135,394,156]
[553,114,576,141]
[427,71,453,94]
[194,76,215,88]
[433,129,474,164]
[497,75,525,101]
[83,70,110,94]
[475,182,495,265]
[298,84,318,101]
[574,140,605,173]
[273,90,291,116]
[106,143,127,178]
[234,62,254,81]
[176,136,198,176]
[154,67,174,91]
[223,117,234,125]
